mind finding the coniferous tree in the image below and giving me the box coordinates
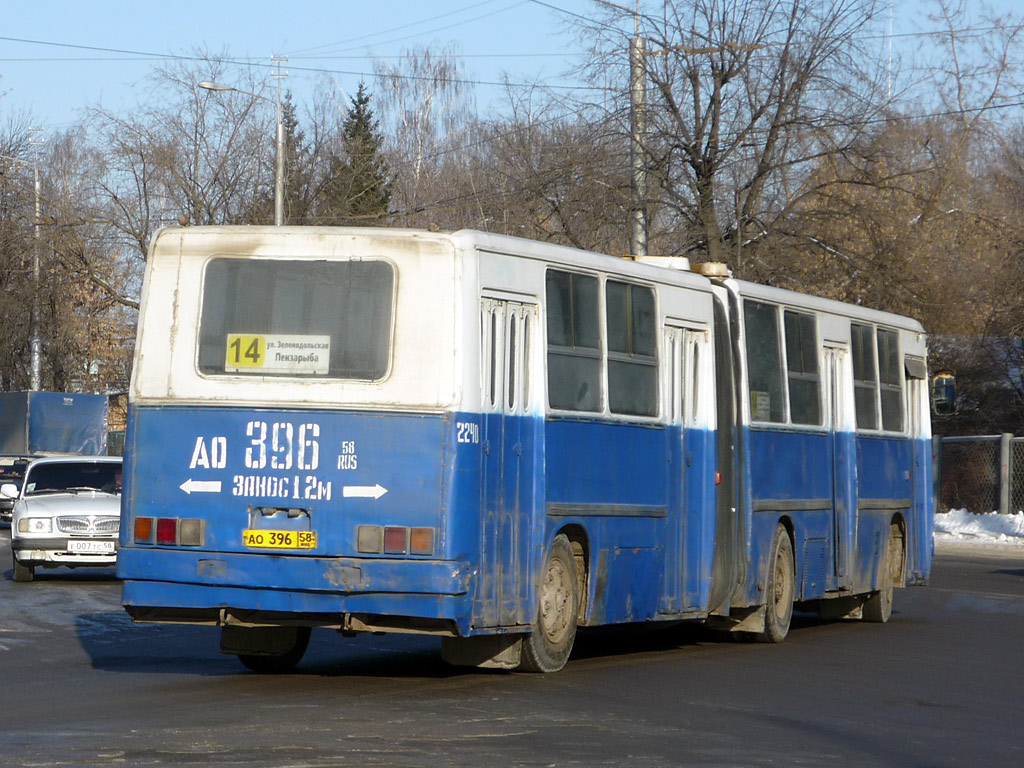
[321,83,391,225]
[280,92,316,224]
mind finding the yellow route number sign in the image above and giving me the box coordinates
[226,334,266,369]
[225,333,331,375]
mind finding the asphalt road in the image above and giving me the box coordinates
[1,529,1022,768]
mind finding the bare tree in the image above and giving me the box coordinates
[87,52,275,263]
[463,93,633,253]
[574,0,895,271]
[0,112,36,389]
[373,44,475,222]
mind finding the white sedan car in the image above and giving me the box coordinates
[3,456,122,583]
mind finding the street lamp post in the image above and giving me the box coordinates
[198,79,285,226]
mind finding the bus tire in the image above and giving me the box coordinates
[236,626,311,674]
[12,554,34,583]
[518,534,579,673]
[864,525,901,623]
[756,525,794,643]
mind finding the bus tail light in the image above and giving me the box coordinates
[156,518,178,545]
[135,516,205,547]
[134,516,155,543]
[179,518,205,547]
[383,526,408,554]
[410,527,434,555]
[356,525,383,553]
[357,524,435,556]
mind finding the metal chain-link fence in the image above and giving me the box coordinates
[1011,439,1024,514]
[939,436,1001,513]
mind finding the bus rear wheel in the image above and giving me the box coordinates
[756,525,794,643]
[864,524,902,623]
[231,626,311,674]
[518,534,580,673]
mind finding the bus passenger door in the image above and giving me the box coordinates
[661,326,685,614]
[905,357,930,580]
[478,299,534,628]
[662,325,705,614]
[826,344,854,590]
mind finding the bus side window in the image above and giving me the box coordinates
[606,280,658,417]
[851,323,878,430]
[507,316,517,411]
[521,313,531,412]
[489,310,499,408]
[546,270,602,412]
[877,328,904,432]
[744,300,785,423]
[784,310,822,426]
[690,338,700,425]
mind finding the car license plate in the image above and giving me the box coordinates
[67,540,115,554]
[242,530,317,550]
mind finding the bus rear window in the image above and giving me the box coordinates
[198,258,394,379]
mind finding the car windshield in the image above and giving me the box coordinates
[24,462,122,495]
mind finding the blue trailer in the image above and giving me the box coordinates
[0,391,108,456]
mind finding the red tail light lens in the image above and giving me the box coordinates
[383,526,408,554]
[156,517,178,545]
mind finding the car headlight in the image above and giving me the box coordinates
[18,517,52,534]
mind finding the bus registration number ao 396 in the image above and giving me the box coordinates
[242,530,317,550]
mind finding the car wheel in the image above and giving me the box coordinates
[12,553,34,583]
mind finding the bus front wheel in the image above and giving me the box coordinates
[756,525,794,643]
[519,534,580,673]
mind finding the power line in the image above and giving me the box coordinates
[0,34,599,91]
[294,0,532,57]
[2,13,1022,90]
[287,0,512,54]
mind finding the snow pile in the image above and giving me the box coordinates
[934,509,1024,547]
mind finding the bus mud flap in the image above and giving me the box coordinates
[705,604,765,634]
[441,634,523,669]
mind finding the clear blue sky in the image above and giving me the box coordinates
[0,0,1019,131]
[0,0,600,130]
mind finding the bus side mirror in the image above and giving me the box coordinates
[932,372,956,416]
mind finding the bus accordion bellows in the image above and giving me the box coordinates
[118,226,933,673]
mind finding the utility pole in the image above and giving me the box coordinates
[29,127,44,392]
[597,0,648,257]
[629,22,648,258]
[270,55,289,226]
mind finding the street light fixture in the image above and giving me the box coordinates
[198,79,285,226]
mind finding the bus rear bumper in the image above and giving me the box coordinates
[118,547,474,632]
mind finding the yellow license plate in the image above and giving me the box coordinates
[242,530,317,550]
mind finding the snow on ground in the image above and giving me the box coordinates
[934,509,1024,553]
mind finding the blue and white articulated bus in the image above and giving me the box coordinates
[118,226,933,673]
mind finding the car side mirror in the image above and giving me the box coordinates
[932,372,957,416]
[0,483,19,500]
